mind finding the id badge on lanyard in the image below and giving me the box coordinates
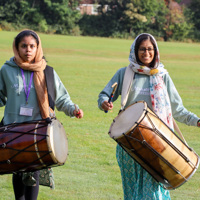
[19,69,34,117]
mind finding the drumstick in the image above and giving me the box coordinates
[105,82,118,113]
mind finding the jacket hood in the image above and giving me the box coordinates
[4,57,19,68]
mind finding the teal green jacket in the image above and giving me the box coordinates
[98,67,199,126]
[0,57,78,125]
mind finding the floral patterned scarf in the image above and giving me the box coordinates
[122,33,173,129]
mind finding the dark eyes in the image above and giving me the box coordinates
[21,44,36,48]
[139,47,155,53]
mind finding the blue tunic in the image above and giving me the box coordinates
[116,145,171,200]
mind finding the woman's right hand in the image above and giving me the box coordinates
[102,100,113,112]
[197,120,200,127]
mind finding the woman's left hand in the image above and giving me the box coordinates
[197,120,200,127]
[73,109,84,119]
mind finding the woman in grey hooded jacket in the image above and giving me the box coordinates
[98,33,200,200]
[0,30,83,200]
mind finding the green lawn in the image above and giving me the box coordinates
[0,31,200,200]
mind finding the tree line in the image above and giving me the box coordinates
[0,0,200,41]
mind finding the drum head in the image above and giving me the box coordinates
[109,101,146,138]
[47,119,68,165]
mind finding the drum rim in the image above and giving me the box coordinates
[46,119,68,165]
[171,152,200,190]
[109,101,147,139]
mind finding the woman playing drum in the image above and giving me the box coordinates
[0,30,83,200]
[98,33,200,200]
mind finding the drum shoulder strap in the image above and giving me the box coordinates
[121,66,135,109]
[122,69,186,144]
[44,65,55,111]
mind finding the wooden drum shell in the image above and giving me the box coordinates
[0,119,68,174]
[109,101,199,190]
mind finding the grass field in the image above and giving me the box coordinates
[0,31,200,200]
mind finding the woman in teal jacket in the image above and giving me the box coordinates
[0,30,83,200]
[98,33,200,200]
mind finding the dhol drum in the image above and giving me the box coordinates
[0,118,68,174]
[109,101,199,190]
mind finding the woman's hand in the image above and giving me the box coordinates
[102,100,113,112]
[197,120,200,127]
[73,109,84,119]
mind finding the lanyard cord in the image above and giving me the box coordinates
[21,69,34,104]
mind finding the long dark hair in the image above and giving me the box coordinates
[15,30,39,50]
[134,34,157,68]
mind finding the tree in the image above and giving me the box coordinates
[124,0,168,37]
[0,0,30,25]
[163,0,192,41]
[95,0,168,38]
[0,0,81,34]
[188,0,200,31]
